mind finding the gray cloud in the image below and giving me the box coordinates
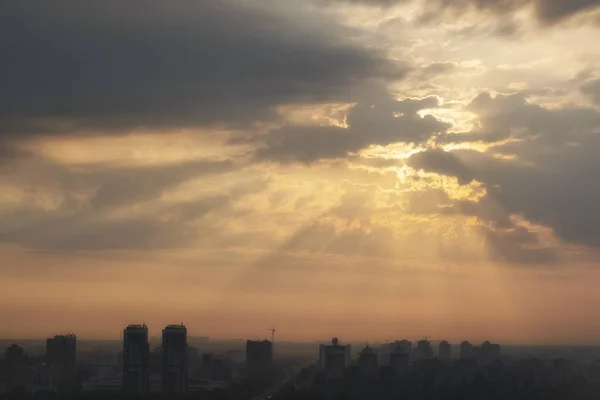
[0,0,403,137]
[582,78,600,104]
[407,149,475,185]
[326,0,600,25]
[448,18,523,38]
[409,91,600,249]
[478,224,560,265]
[536,0,600,23]
[403,187,559,265]
[0,147,258,251]
[255,93,449,162]
[435,91,600,146]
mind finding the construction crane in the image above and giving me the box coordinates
[267,327,276,343]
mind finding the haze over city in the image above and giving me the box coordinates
[3,0,600,346]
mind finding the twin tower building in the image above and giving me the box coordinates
[123,324,188,395]
[123,324,275,395]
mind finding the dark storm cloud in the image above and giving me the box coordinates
[255,94,449,162]
[0,0,402,137]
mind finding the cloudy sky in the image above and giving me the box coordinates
[2,0,600,343]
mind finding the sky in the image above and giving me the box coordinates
[2,0,600,344]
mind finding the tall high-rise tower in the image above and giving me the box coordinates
[416,340,434,360]
[5,344,26,390]
[46,334,77,389]
[438,341,452,362]
[319,338,351,380]
[246,340,273,380]
[358,345,378,376]
[161,324,188,394]
[123,324,150,394]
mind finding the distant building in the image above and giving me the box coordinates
[150,346,162,374]
[388,345,410,374]
[5,344,26,391]
[123,324,150,394]
[381,340,411,365]
[161,324,188,394]
[460,341,476,361]
[188,346,200,379]
[213,357,233,382]
[246,340,273,380]
[384,340,412,355]
[80,351,118,368]
[319,338,351,380]
[439,341,452,362]
[46,334,77,389]
[458,341,501,364]
[416,340,434,360]
[480,341,501,365]
[201,353,214,380]
[358,345,378,376]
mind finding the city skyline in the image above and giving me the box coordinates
[3,325,598,398]
[0,327,594,347]
[3,0,600,346]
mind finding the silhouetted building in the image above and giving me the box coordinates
[80,351,117,368]
[480,341,501,365]
[387,340,412,355]
[213,358,233,382]
[460,341,476,361]
[188,346,200,379]
[5,344,26,391]
[358,345,378,376]
[201,353,214,380]
[161,324,188,394]
[46,334,76,389]
[123,324,150,394]
[416,340,434,360]
[439,340,452,362]
[319,338,351,380]
[389,347,410,375]
[246,340,273,380]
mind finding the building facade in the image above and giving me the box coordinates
[416,340,434,360]
[161,324,188,394]
[123,324,150,394]
[358,345,378,376]
[246,340,273,380]
[439,340,452,362]
[46,334,77,389]
[5,344,26,391]
[319,338,351,380]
